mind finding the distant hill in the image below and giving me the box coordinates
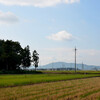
[38,62,100,70]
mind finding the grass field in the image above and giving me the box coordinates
[0,73,100,87]
[42,70,100,74]
[0,77,100,100]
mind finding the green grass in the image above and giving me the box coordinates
[42,70,100,74]
[0,74,100,87]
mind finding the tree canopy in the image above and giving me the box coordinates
[0,39,31,70]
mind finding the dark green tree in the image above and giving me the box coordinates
[0,40,31,70]
[3,40,22,70]
[0,40,5,70]
[32,50,39,71]
[0,40,22,70]
[21,45,31,68]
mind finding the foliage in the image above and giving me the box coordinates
[0,70,42,74]
[0,39,31,70]
[32,50,39,70]
[21,45,31,68]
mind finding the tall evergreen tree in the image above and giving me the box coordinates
[21,45,31,68]
[32,50,39,71]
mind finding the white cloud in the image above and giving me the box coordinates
[65,0,80,4]
[0,11,19,24]
[47,31,74,41]
[0,0,80,7]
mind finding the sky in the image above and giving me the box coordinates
[0,0,100,66]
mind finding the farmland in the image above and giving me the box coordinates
[0,72,100,100]
[0,77,100,100]
[0,73,100,87]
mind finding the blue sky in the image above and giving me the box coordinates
[0,0,100,66]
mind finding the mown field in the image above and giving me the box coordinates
[0,77,100,100]
[0,73,100,87]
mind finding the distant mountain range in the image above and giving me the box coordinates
[37,62,100,70]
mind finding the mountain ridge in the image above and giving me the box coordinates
[39,62,100,70]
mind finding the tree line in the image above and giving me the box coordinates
[0,39,33,70]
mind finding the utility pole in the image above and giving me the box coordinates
[52,62,53,71]
[82,62,84,70]
[75,47,77,73]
